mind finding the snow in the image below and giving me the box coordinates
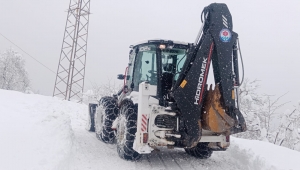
[127,91,139,104]
[111,117,118,130]
[232,138,300,170]
[131,39,189,47]
[243,94,253,102]
[133,141,154,154]
[0,90,77,170]
[1,89,300,170]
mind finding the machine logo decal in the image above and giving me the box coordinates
[219,29,231,42]
[194,57,207,105]
[194,43,214,105]
[140,46,151,52]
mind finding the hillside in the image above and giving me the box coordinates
[0,89,299,170]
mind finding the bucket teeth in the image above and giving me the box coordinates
[202,84,235,134]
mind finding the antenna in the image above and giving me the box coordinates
[53,0,91,101]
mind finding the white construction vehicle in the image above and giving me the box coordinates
[86,3,246,161]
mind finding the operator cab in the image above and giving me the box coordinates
[119,39,191,103]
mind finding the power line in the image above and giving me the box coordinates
[0,32,94,88]
[0,32,56,74]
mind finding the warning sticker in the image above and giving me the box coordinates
[180,80,187,88]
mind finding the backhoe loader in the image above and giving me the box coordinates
[86,3,246,160]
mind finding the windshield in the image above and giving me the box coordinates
[131,45,187,91]
[161,48,187,81]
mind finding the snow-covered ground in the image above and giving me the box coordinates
[0,89,299,170]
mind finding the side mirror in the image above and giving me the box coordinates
[117,74,125,80]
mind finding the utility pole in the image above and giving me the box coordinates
[53,0,91,102]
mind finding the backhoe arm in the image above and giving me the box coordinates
[172,3,246,147]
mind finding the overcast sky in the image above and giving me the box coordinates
[1,0,300,110]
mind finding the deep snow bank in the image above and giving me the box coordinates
[0,89,86,170]
[231,137,300,170]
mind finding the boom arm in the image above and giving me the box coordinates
[172,3,246,147]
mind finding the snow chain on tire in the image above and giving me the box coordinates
[117,99,141,161]
[95,96,118,144]
[184,142,213,159]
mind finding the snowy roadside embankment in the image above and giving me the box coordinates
[0,89,86,170]
[232,137,300,170]
[1,89,300,170]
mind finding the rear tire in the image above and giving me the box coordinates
[184,142,213,159]
[95,96,118,143]
[117,99,141,161]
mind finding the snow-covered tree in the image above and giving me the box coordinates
[274,102,300,151]
[235,79,263,140]
[0,48,30,92]
[235,79,285,141]
[260,93,290,142]
[235,78,300,151]
[82,78,122,104]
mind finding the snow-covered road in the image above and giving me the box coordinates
[1,89,299,170]
[61,115,267,170]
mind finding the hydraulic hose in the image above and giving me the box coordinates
[237,38,244,86]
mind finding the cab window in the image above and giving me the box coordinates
[132,45,157,91]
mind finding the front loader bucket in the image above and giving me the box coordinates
[202,84,235,134]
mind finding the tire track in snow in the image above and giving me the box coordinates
[136,149,193,170]
[157,153,168,169]
[146,152,166,169]
[170,151,197,170]
[134,155,152,169]
[157,151,181,170]
[168,152,183,170]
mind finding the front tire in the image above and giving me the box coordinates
[95,96,118,143]
[116,99,141,161]
[184,142,213,159]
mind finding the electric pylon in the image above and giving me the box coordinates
[53,0,91,101]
